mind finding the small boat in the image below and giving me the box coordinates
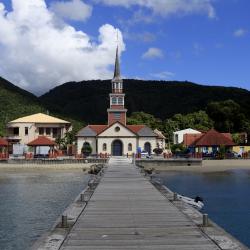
[177,195,204,210]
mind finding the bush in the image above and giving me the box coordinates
[81,143,92,156]
[153,148,163,155]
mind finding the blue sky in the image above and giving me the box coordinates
[0,0,249,94]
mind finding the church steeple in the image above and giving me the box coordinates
[107,46,127,126]
[113,46,121,81]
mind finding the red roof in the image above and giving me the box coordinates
[127,125,145,133]
[191,129,235,147]
[88,124,145,135]
[183,133,203,147]
[88,125,108,134]
[28,136,56,146]
[0,138,8,146]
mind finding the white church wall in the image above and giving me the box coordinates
[138,137,157,153]
[77,137,97,154]
[98,137,137,156]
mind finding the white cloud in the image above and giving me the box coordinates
[233,28,248,38]
[142,47,163,59]
[95,0,216,19]
[0,0,125,95]
[150,71,175,80]
[50,0,92,21]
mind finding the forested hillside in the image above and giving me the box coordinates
[0,77,44,136]
[1,76,250,138]
[40,79,250,123]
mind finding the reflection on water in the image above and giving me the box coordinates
[157,169,250,248]
[0,170,89,250]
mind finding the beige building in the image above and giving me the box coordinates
[7,113,71,153]
[76,47,164,156]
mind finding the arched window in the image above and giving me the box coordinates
[103,143,107,151]
[112,97,117,104]
[128,143,132,151]
[118,97,123,105]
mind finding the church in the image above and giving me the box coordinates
[76,48,165,156]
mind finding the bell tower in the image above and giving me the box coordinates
[107,47,127,125]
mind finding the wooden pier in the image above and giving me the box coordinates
[57,157,241,250]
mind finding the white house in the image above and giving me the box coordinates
[173,128,201,144]
[76,47,164,156]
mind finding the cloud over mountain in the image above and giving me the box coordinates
[0,0,125,94]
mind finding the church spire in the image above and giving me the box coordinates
[113,46,121,81]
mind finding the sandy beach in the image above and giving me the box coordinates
[0,163,92,172]
[145,159,250,173]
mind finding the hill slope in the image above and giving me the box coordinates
[40,79,250,123]
[0,77,45,135]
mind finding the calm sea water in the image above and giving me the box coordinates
[157,170,250,248]
[0,170,89,250]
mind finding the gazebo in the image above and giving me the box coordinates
[0,138,8,159]
[27,136,56,157]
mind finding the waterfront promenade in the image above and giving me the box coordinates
[59,157,223,250]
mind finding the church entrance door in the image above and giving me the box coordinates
[112,140,123,156]
[144,142,151,155]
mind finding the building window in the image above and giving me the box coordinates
[114,113,121,120]
[25,127,28,136]
[115,126,120,132]
[112,97,117,104]
[46,128,51,135]
[13,127,19,136]
[103,143,107,151]
[118,97,123,105]
[128,143,132,151]
[39,127,44,135]
[175,134,178,144]
[52,128,58,138]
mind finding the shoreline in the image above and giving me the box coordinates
[143,159,250,173]
[0,163,92,172]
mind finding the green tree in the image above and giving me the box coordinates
[207,100,247,133]
[127,112,162,130]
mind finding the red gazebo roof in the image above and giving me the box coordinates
[28,136,56,146]
[191,129,235,147]
[0,138,8,146]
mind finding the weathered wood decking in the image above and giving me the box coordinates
[60,157,222,250]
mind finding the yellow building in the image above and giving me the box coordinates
[6,113,71,154]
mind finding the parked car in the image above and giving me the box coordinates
[141,150,151,158]
[225,151,242,158]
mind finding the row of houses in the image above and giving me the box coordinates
[173,128,250,156]
[1,114,250,158]
[0,112,166,157]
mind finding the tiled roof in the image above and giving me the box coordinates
[137,126,157,137]
[183,133,203,147]
[88,125,108,134]
[27,136,56,146]
[127,125,145,133]
[77,126,98,137]
[76,123,157,137]
[154,129,166,139]
[191,129,235,147]
[9,113,70,124]
[0,138,8,146]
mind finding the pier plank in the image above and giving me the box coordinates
[60,157,221,250]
